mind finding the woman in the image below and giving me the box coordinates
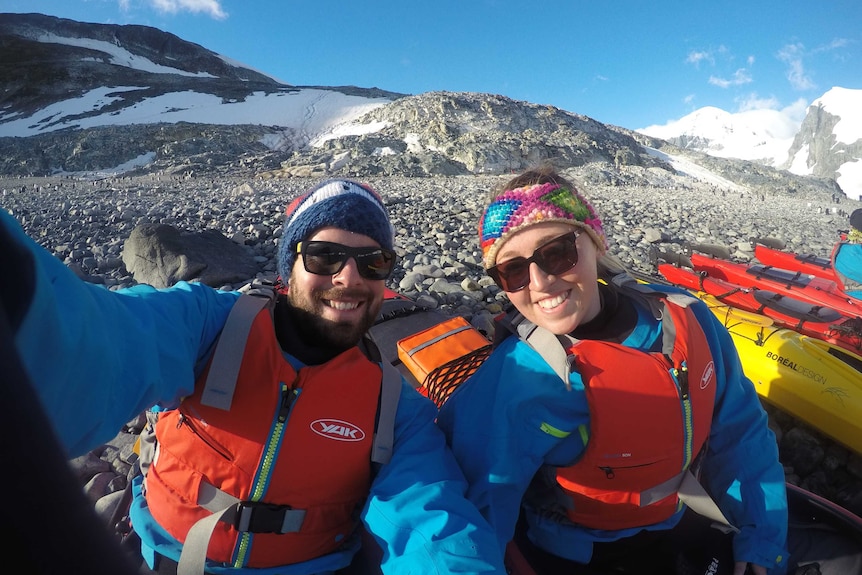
[437,166,791,574]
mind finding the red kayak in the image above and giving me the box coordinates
[690,252,862,319]
[658,263,862,355]
[754,243,838,282]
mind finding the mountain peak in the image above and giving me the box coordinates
[0,12,859,200]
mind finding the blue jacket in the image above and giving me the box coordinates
[1,209,506,575]
[834,241,862,299]
[437,286,789,573]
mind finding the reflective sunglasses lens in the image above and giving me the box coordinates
[489,233,578,292]
[303,243,347,275]
[355,250,395,280]
[493,260,530,292]
[301,242,395,280]
[537,234,579,275]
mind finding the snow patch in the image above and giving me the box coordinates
[36,33,216,78]
[644,147,741,191]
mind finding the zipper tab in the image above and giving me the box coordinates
[599,466,615,479]
[279,385,297,422]
[677,363,690,400]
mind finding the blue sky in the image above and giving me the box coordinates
[4,0,860,130]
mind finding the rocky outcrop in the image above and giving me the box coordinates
[0,123,289,176]
[783,96,862,185]
[274,92,666,178]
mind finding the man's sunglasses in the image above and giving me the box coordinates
[487,232,579,292]
[296,241,396,280]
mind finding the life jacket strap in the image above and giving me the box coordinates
[371,359,401,465]
[177,481,308,575]
[677,470,738,534]
[498,309,574,389]
[201,287,276,411]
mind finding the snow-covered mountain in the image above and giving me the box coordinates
[783,88,862,200]
[0,12,857,202]
[0,13,400,148]
[638,88,862,200]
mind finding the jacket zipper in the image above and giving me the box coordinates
[598,360,694,480]
[672,361,695,468]
[233,381,299,567]
[176,412,233,461]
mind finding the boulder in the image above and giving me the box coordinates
[122,223,259,288]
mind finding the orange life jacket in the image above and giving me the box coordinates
[500,280,717,531]
[144,289,399,570]
[556,299,716,529]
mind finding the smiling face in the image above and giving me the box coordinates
[287,226,385,351]
[496,221,602,335]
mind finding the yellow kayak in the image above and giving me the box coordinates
[698,292,862,454]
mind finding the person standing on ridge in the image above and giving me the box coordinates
[0,178,506,575]
[437,165,861,575]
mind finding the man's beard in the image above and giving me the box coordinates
[286,286,381,353]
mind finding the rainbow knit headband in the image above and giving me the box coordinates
[479,182,608,269]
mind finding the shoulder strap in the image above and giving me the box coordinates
[496,309,575,390]
[359,334,401,466]
[200,286,277,411]
[371,361,401,465]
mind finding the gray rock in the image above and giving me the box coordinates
[122,222,259,288]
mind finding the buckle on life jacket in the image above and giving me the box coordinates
[234,501,307,534]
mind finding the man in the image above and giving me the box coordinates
[0,179,505,574]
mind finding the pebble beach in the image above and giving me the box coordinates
[4,171,862,516]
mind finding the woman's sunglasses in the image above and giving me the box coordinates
[296,241,396,280]
[487,232,579,292]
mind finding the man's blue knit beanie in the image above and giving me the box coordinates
[277,179,394,281]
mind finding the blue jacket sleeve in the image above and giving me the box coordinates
[690,301,789,570]
[436,337,587,554]
[362,381,507,573]
[1,209,239,457]
[834,242,862,297]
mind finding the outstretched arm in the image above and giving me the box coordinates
[362,382,507,574]
[1,208,238,456]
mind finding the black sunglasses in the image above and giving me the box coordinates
[487,232,579,292]
[297,241,396,281]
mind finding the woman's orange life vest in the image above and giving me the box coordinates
[145,300,384,568]
[555,299,717,530]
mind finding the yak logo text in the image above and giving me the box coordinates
[700,361,715,390]
[311,419,366,442]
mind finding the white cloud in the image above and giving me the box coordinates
[686,50,713,68]
[814,38,850,53]
[733,95,809,127]
[708,68,753,89]
[777,43,815,91]
[146,0,228,20]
